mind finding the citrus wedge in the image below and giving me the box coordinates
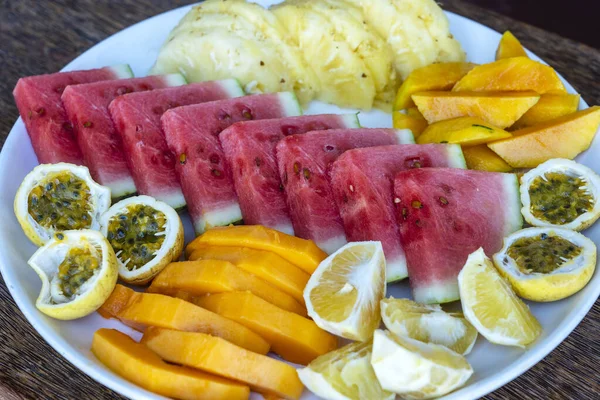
[304,241,386,341]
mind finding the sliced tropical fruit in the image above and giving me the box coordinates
[297,340,394,400]
[495,31,528,60]
[147,260,306,315]
[92,329,250,400]
[331,144,466,283]
[142,327,303,400]
[458,248,542,347]
[185,225,327,275]
[99,195,183,285]
[520,159,600,231]
[452,57,566,94]
[187,245,309,304]
[406,106,426,121]
[380,298,477,355]
[393,62,476,110]
[14,163,110,246]
[393,168,522,304]
[462,144,513,172]
[511,93,580,129]
[277,128,414,254]
[304,241,386,341]
[392,111,428,137]
[412,91,540,129]
[417,117,512,146]
[27,229,118,320]
[371,329,473,399]
[488,106,600,168]
[99,284,270,354]
[194,291,338,365]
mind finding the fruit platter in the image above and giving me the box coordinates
[1,1,599,399]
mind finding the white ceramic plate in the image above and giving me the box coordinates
[1,1,598,399]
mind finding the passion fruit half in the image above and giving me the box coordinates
[520,158,600,231]
[100,195,184,285]
[493,227,596,302]
[14,163,111,246]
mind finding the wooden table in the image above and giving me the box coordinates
[1,1,599,399]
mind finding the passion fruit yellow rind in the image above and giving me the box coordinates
[14,163,111,247]
[27,229,118,320]
[520,158,600,231]
[100,195,184,285]
[493,227,596,302]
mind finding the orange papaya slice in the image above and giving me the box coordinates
[496,31,528,60]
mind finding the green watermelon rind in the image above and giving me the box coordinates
[278,91,303,116]
[340,113,361,128]
[107,64,135,79]
[501,173,524,235]
[161,73,188,87]
[446,144,468,169]
[216,78,246,98]
[393,129,415,144]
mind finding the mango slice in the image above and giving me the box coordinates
[142,327,304,400]
[194,291,338,365]
[393,62,477,110]
[417,117,512,146]
[186,225,327,274]
[462,145,513,172]
[412,91,539,129]
[392,111,428,137]
[148,260,306,315]
[98,284,270,354]
[91,329,250,400]
[187,245,309,304]
[511,93,580,129]
[488,106,600,168]
[496,31,528,60]
[453,57,566,94]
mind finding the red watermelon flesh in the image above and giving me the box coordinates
[12,65,132,165]
[276,128,415,254]
[109,79,244,209]
[331,144,467,283]
[61,74,186,198]
[220,114,360,235]
[161,92,302,234]
[393,168,522,304]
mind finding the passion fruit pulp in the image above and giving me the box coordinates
[507,233,582,274]
[56,243,101,299]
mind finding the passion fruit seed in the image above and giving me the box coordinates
[106,205,166,271]
[529,172,594,225]
[28,172,92,231]
[507,234,583,274]
[57,245,101,299]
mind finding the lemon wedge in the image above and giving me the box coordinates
[304,241,386,341]
[458,248,542,347]
[297,340,394,400]
[493,227,596,302]
[380,297,478,355]
[27,229,118,320]
[14,163,111,246]
[100,195,184,285]
[371,329,473,399]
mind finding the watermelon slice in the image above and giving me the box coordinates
[331,144,466,283]
[109,79,244,209]
[393,168,522,304]
[276,128,415,253]
[12,65,132,165]
[220,114,360,235]
[161,92,302,234]
[61,73,186,198]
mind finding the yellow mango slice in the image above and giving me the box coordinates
[496,31,528,60]
[453,57,566,94]
[393,62,477,110]
[417,117,512,146]
[186,225,327,274]
[148,260,306,315]
[187,245,309,304]
[98,284,270,354]
[511,93,580,129]
[462,145,513,172]
[194,291,338,365]
[392,111,428,137]
[406,106,426,121]
[412,91,540,129]
[142,327,304,400]
[91,329,250,400]
[488,106,600,168]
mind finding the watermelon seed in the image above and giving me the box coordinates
[402,208,408,220]
[303,168,311,180]
[293,162,301,174]
[411,200,422,209]
[211,169,222,177]
[179,153,187,165]
[254,157,262,167]
[135,125,143,132]
[415,219,422,227]
[36,107,46,116]
[218,110,231,120]
[242,108,253,120]
[83,121,93,128]
[349,185,354,192]
[279,184,284,192]
[62,122,73,131]
[325,145,335,152]
[439,196,449,205]
[394,198,401,204]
